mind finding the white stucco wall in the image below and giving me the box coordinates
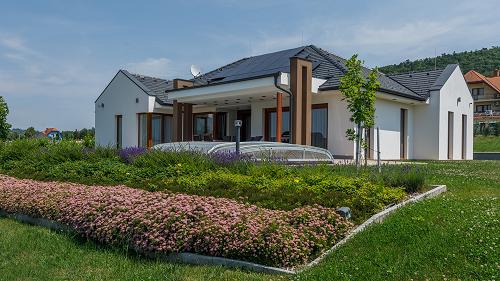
[313,92,354,158]
[95,71,155,148]
[372,98,414,160]
[436,67,474,160]
[412,91,440,160]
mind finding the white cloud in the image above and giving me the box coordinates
[0,33,108,130]
[125,58,172,78]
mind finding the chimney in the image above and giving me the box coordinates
[173,79,194,89]
[494,69,500,77]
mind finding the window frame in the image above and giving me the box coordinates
[137,112,173,148]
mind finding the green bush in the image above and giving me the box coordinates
[0,139,427,222]
[164,168,406,222]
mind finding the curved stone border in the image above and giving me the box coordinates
[0,184,446,275]
[296,184,447,272]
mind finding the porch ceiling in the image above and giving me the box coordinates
[167,76,290,107]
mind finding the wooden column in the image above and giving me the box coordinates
[183,103,193,141]
[290,57,312,145]
[172,100,183,141]
[301,64,312,145]
[276,92,283,142]
[147,113,152,148]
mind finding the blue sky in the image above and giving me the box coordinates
[0,0,498,130]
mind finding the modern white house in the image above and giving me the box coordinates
[95,45,473,160]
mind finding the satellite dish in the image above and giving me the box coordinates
[190,64,201,78]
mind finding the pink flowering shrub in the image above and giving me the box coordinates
[0,175,352,268]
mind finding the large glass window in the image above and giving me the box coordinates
[215,112,227,140]
[138,114,148,147]
[265,108,290,142]
[312,105,328,149]
[265,105,328,147]
[138,113,173,147]
[152,114,162,146]
[163,115,172,143]
[193,113,214,141]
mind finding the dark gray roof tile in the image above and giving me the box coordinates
[388,64,458,98]
[167,45,457,102]
[121,70,173,104]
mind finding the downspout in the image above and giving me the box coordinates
[274,72,293,142]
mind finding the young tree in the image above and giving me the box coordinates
[339,55,380,168]
[0,96,11,140]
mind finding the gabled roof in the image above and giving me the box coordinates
[464,70,500,93]
[174,45,428,101]
[95,70,174,104]
[388,64,459,98]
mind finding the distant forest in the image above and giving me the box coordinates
[379,46,500,76]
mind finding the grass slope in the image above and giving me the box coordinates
[474,136,500,152]
[0,219,268,281]
[1,161,499,281]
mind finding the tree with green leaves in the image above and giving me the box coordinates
[339,54,380,168]
[0,96,11,140]
[24,127,37,139]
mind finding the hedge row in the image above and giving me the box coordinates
[0,175,353,268]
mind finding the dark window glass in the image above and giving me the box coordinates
[138,114,148,147]
[116,115,122,148]
[193,114,214,141]
[163,115,172,143]
[312,107,328,149]
[266,110,290,142]
[152,114,162,146]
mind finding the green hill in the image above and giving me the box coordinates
[379,46,500,75]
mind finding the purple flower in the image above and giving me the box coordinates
[118,147,147,163]
[209,151,251,165]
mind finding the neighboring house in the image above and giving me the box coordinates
[95,45,473,160]
[464,69,500,122]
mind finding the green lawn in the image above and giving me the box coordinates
[1,161,499,281]
[474,135,500,152]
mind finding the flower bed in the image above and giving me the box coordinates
[0,175,352,268]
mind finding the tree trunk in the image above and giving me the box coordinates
[356,123,361,169]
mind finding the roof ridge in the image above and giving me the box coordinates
[308,45,348,73]
[311,46,423,99]
[127,71,170,82]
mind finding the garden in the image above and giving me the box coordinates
[0,139,428,269]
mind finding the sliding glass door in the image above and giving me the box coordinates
[264,104,328,148]
[265,108,290,142]
[138,113,173,148]
[138,114,148,148]
[193,113,214,141]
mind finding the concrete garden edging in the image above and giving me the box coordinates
[0,184,446,275]
[296,184,447,272]
[0,209,294,275]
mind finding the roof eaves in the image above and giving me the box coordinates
[165,72,278,94]
[318,85,426,101]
